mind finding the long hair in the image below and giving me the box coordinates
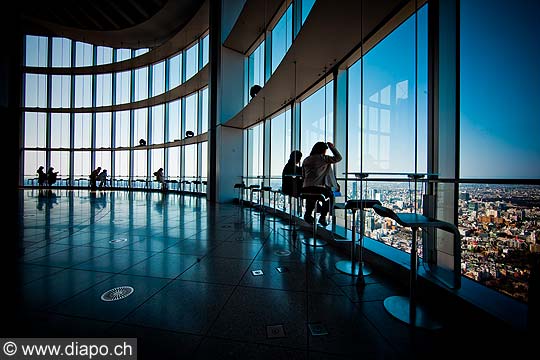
[288,150,302,163]
[310,142,328,156]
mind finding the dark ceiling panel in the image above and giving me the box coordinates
[19,0,205,48]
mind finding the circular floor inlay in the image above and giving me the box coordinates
[275,250,291,256]
[109,237,128,244]
[100,286,134,302]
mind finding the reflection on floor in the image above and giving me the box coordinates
[10,189,526,359]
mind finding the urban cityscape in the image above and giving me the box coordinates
[344,181,538,303]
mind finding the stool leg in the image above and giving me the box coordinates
[302,200,326,247]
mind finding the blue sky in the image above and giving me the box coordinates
[460,0,540,179]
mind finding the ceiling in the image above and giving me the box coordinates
[19,0,206,48]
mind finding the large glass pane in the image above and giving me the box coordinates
[75,41,93,67]
[167,99,181,142]
[95,151,111,175]
[460,0,540,179]
[271,5,293,74]
[116,48,131,62]
[24,112,46,148]
[134,67,149,101]
[133,108,148,146]
[184,144,197,179]
[25,74,47,108]
[50,113,70,148]
[201,34,209,67]
[301,0,316,25]
[185,93,198,135]
[347,60,362,173]
[362,15,416,173]
[51,37,72,67]
[168,53,182,89]
[115,110,130,147]
[96,112,112,148]
[167,147,180,180]
[96,46,113,65]
[185,42,199,81]
[151,104,164,144]
[133,150,147,179]
[152,61,165,97]
[25,35,48,67]
[114,151,129,178]
[200,87,208,133]
[134,48,149,57]
[73,152,91,179]
[246,40,265,105]
[151,149,164,175]
[50,151,70,177]
[201,142,208,180]
[246,122,264,186]
[417,5,428,174]
[458,183,538,303]
[24,151,46,181]
[74,113,92,148]
[270,109,291,189]
[115,70,131,105]
[51,75,71,108]
[300,81,333,157]
[96,73,113,107]
[74,75,93,108]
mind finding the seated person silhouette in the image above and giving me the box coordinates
[282,150,303,198]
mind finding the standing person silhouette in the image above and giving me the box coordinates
[37,166,47,187]
[301,142,342,226]
[90,166,101,191]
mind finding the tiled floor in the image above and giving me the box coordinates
[8,189,527,359]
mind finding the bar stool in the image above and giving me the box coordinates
[202,181,207,193]
[192,180,202,193]
[181,180,192,192]
[267,188,281,222]
[259,186,278,221]
[372,203,460,329]
[334,199,381,286]
[300,191,328,247]
[234,182,246,206]
[248,184,260,208]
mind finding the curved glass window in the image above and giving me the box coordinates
[75,41,93,67]
[185,42,199,81]
[24,112,46,148]
[300,80,333,157]
[245,40,265,105]
[52,37,72,68]
[51,75,71,108]
[168,53,182,90]
[134,67,149,102]
[271,4,293,74]
[25,36,47,67]
[24,74,47,108]
[115,70,131,105]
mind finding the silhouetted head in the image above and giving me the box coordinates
[310,142,328,156]
[38,166,44,171]
[250,85,262,98]
[289,150,302,164]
